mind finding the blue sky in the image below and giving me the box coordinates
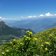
[0,0,56,20]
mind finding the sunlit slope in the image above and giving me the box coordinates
[0,28,56,56]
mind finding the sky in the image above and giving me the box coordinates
[0,0,56,20]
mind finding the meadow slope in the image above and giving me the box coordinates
[0,28,56,56]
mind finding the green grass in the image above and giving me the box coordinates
[0,28,56,56]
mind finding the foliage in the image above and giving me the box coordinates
[0,28,56,56]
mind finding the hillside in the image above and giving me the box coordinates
[0,28,56,56]
[0,21,27,36]
[0,21,32,44]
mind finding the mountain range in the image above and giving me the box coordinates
[4,17,56,32]
[0,21,30,36]
[0,21,32,44]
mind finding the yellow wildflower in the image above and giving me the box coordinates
[2,52,5,55]
[13,39,16,41]
[41,44,44,47]
[10,41,12,44]
[20,43,23,45]
[26,31,32,35]
[29,32,32,35]
[49,34,53,37]
[45,48,48,51]
[6,49,9,52]
[33,38,37,41]
[24,35,27,37]
[25,37,31,40]
[45,42,50,45]
[54,37,56,39]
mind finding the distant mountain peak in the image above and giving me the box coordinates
[0,19,3,21]
[0,21,7,28]
[0,20,32,37]
[0,21,5,24]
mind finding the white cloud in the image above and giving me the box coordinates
[0,16,7,20]
[39,12,56,18]
[45,12,53,16]
[0,17,2,19]
[39,14,44,17]
[54,14,56,16]
[27,16,33,18]
[27,16,37,18]
[20,16,37,20]
[20,12,56,20]
[0,12,56,21]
